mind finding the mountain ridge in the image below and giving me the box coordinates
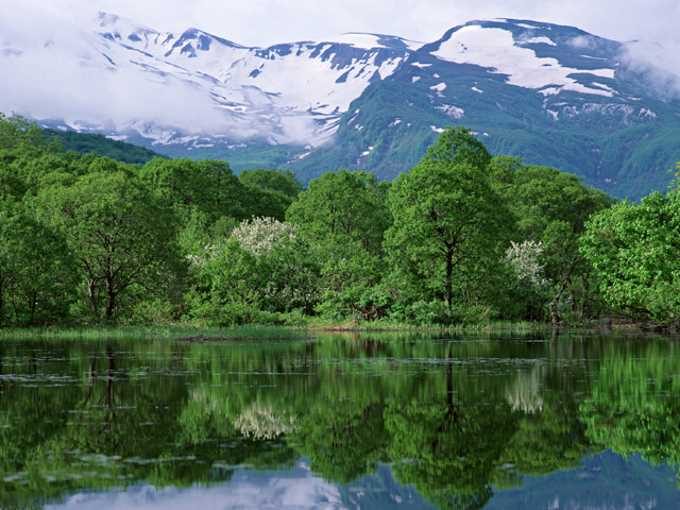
[4,12,680,197]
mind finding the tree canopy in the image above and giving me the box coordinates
[0,114,676,328]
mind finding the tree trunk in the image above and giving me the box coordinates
[105,286,116,322]
[445,248,454,310]
[550,299,560,328]
[0,278,4,326]
[104,271,117,322]
[106,346,115,409]
[29,291,37,325]
[87,279,99,318]
[445,343,458,421]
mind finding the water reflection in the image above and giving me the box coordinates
[0,333,678,509]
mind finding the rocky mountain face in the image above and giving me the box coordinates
[4,12,680,198]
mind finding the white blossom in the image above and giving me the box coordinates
[231,217,296,256]
[505,240,547,287]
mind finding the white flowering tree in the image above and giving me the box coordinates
[231,217,296,256]
[505,240,547,288]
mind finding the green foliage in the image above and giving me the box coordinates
[1,113,677,327]
[138,158,248,222]
[239,168,302,200]
[385,129,511,319]
[287,170,390,253]
[287,170,392,318]
[422,126,492,170]
[239,169,303,220]
[36,166,183,321]
[0,199,76,325]
[498,163,612,323]
[187,234,320,326]
[580,189,680,325]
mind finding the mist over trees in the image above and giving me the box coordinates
[0,115,678,328]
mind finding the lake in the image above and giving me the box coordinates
[0,331,679,509]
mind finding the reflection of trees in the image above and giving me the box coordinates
[496,391,588,482]
[580,344,680,477]
[235,401,296,440]
[290,399,389,484]
[385,350,517,509]
[3,334,679,510]
[505,363,544,414]
[0,341,299,509]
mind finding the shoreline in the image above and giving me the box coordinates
[0,319,677,341]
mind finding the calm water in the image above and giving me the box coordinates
[0,331,679,509]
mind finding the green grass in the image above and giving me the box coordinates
[0,324,310,342]
[306,317,550,335]
[0,320,553,342]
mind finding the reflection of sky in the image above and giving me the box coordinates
[43,453,680,510]
[488,451,680,510]
[44,462,432,510]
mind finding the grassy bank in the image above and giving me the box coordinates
[2,317,674,342]
[0,324,311,342]
[0,319,556,342]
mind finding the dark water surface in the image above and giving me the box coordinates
[0,331,679,509]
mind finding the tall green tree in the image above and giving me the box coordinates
[385,129,510,320]
[139,158,248,223]
[287,170,390,254]
[239,168,302,201]
[239,169,303,221]
[287,170,391,318]
[37,167,182,321]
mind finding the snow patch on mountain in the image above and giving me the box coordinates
[436,104,465,119]
[334,33,390,49]
[430,82,447,96]
[431,24,616,97]
[520,36,556,46]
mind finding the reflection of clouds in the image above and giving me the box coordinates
[505,363,545,414]
[44,463,434,510]
[45,463,344,510]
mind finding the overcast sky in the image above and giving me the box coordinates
[14,0,680,47]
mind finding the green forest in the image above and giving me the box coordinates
[1,115,679,329]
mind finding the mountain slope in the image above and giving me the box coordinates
[292,19,680,198]
[4,13,680,198]
[46,129,161,164]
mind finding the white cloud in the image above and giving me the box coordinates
[4,0,680,49]
[2,0,680,140]
[0,3,231,135]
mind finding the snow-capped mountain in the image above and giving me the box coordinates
[3,13,680,197]
[65,12,413,147]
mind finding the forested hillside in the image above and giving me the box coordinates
[45,129,161,164]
